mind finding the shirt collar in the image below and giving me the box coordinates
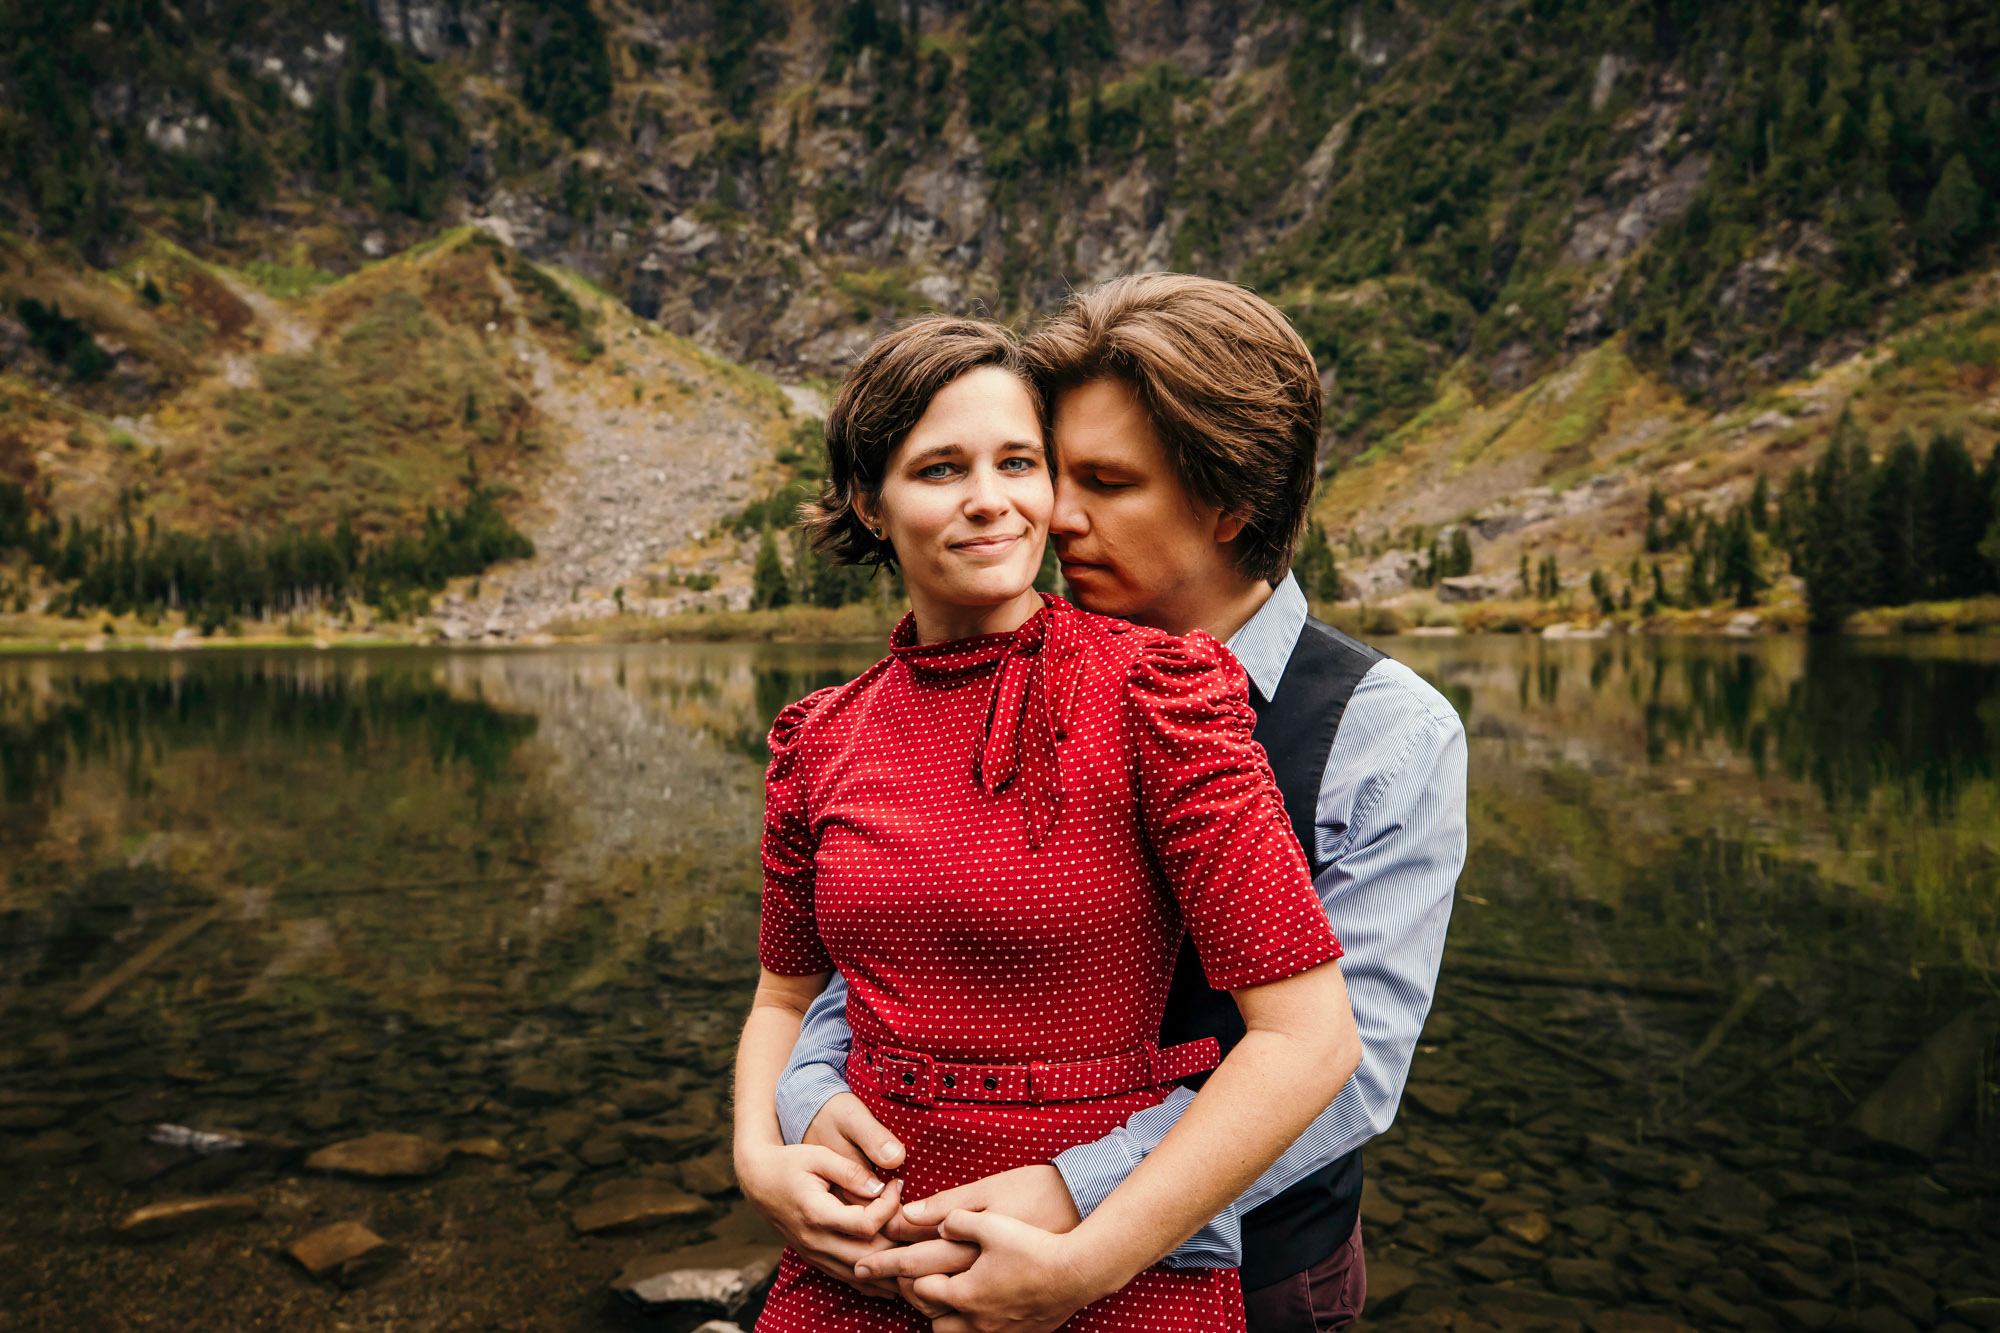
[1225,573,1307,704]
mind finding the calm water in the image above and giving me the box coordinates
[1,638,1995,1332]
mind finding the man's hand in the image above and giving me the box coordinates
[894,1209,1107,1333]
[856,1167,1090,1328]
[735,1141,904,1300]
[885,1163,1082,1243]
[804,1091,906,1192]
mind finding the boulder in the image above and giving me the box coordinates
[1436,574,1513,603]
[288,1221,398,1283]
[611,1244,781,1320]
[1547,1257,1626,1301]
[1588,1315,1697,1333]
[571,1184,711,1234]
[1500,1211,1553,1245]
[611,1077,690,1116]
[114,1194,261,1240]
[447,1137,508,1161]
[1403,1082,1467,1120]
[1358,1179,1403,1227]
[1843,1004,2000,1160]
[680,1150,738,1196]
[305,1132,449,1178]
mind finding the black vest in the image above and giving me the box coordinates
[1157,614,1385,1292]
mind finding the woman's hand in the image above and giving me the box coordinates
[891,1209,1107,1333]
[736,1141,906,1299]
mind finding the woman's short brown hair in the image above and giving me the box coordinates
[802,316,1036,567]
[1021,273,1322,584]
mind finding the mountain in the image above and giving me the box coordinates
[1,0,1996,632]
[0,226,800,635]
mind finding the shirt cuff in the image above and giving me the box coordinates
[775,1062,853,1146]
[1052,1134,1243,1268]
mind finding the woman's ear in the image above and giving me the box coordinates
[1214,513,1248,544]
[852,492,885,542]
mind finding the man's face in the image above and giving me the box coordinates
[1048,378,1243,629]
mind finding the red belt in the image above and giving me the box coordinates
[851,1036,1221,1107]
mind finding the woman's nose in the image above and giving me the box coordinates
[963,466,1010,518]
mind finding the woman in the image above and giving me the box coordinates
[733,316,1361,1331]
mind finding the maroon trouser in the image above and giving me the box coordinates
[1242,1222,1367,1333]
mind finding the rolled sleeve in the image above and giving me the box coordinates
[775,971,857,1145]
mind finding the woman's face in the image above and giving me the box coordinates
[862,365,1052,640]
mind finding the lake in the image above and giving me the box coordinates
[2,637,1995,1332]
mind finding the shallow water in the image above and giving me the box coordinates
[1,637,1994,1332]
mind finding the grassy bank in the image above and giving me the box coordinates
[540,602,903,643]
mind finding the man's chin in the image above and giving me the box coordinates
[1058,567,1132,616]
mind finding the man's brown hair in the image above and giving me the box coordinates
[1022,273,1322,583]
[803,316,1037,567]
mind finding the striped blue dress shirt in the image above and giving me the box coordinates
[772,574,1467,1268]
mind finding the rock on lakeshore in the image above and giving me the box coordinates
[611,1241,782,1321]
[570,1184,710,1234]
[288,1220,398,1283]
[304,1132,450,1178]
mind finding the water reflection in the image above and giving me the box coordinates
[0,638,1993,1331]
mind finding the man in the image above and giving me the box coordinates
[747,273,1467,1332]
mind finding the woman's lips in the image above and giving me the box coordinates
[952,533,1022,553]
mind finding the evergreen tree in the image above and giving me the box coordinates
[1802,414,1877,629]
[1588,568,1615,616]
[1923,431,1986,599]
[1518,553,1531,597]
[1446,528,1473,579]
[1980,449,2000,593]
[1651,561,1671,609]
[1919,153,1986,271]
[1536,554,1559,600]
[1685,541,1712,606]
[1748,473,1770,531]
[1869,435,1924,606]
[1980,506,2000,593]
[751,526,791,609]
[1776,467,1813,568]
[1719,509,1763,608]
[1292,521,1341,600]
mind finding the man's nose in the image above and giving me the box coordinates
[1050,471,1087,535]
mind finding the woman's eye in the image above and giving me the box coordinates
[918,464,957,480]
[999,456,1041,473]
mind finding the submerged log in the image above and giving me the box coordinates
[1683,977,1775,1071]
[1675,1017,1838,1122]
[1451,959,1722,999]
[1842,1003,2000,1160]
[63,903,227,1019]
[1459,1000,1639,1085]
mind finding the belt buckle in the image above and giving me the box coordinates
[879,1049,936,1107]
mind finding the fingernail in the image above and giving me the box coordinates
[881,1141,901,1159]
[904,1201,927,1221]
[863,1177,884,1195]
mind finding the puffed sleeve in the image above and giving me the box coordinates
[1125,632,1344,991]
[758,687,839,976]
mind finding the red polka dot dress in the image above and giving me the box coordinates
[756,595,1343,1333]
